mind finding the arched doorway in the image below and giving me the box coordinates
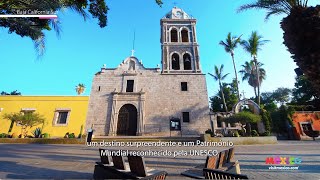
[117,104,137,136]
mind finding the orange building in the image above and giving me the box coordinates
[292,111,320,140]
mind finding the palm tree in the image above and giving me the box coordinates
[0,1,164,58]
[0,0,107,58]
[240,31,268,106]
[75,83,86,95]
[209,65,229,112]
[238,0,320,96]
[239,60,266,99]
[219,33,242,101]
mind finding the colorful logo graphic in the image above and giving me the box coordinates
[265,156,302,165]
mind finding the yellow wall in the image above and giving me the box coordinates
[0,96,89,137]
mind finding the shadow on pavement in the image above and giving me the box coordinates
[0,161,92,179]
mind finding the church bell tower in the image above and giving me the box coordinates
[160,7,201,73]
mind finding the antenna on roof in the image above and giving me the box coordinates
[131,29,136,56]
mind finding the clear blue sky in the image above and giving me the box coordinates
[0,0,304,99]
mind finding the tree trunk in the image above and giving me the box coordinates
[231,53,240,101]
[8,120,14,134]
[254,57,261,106]
[246,123,252,137]
[220,81,228,112]
[254,87,257,99]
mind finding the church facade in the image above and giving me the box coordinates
[86,7,210,136]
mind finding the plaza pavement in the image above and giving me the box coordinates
[0,140,319,179]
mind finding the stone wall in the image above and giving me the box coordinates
[86,57,211,136]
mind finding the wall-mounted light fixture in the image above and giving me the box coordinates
[0,108,3,112]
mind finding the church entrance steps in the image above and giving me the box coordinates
[92,136,201,142]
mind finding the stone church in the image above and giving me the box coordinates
[86,7,210,136]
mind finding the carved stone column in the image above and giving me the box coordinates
[109,93,118,136]
[136,92,146,136]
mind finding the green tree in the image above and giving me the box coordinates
[0,0,163,57]
[238,0,320,96]
[209,65,229,112]
[219,33,242,100]
[291,75,320,110]
[271,105,294,135]
[261,109,271,134]
[75,83,86,95]
[2,113,20,133]
[1,90,21,95]
[260,92,278,112]
[210,81,238,112]
[240,31,268,106]
[239,60,266,102]
[3,112,45,137]
[272,88,292,105]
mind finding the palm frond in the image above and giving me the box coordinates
[49,18,62,38]
[208,73,218,81]
[219,32,242,54]
[264,7,287,21]
[237,0,309,19]
[34,33,46,60]
[68,4,89,21]
[155,0,163,7]
[219,64,225,73]
[221,73,229,80]
[219,40,231,53]
[241,31,268,57]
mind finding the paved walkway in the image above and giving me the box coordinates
[0,140,319,179]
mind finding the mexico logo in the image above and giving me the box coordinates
[265,156,302,165]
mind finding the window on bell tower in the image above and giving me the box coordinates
[183,54,192,70]
[181,29,189,42]
[172,53,180,70]
[170,29,178,42]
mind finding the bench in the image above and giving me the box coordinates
[203,168,249,179]
[181,155,220,179]
[93,149,167,179]
[181,147,244,179]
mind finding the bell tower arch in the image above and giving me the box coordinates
[160,7,201,74]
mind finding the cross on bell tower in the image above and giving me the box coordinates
[160,7,201,74]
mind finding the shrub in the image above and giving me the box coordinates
[251,130,259,137]
[261,130,270,136]
[3,112,45,137]
[68,133,76,138]
[32,128,42,138]
[42,133,50,138]
[0,133,8,138]
[234,131,240,137]
[223,111,261,124]
[238,129,245,136]
[261,110,271,133]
